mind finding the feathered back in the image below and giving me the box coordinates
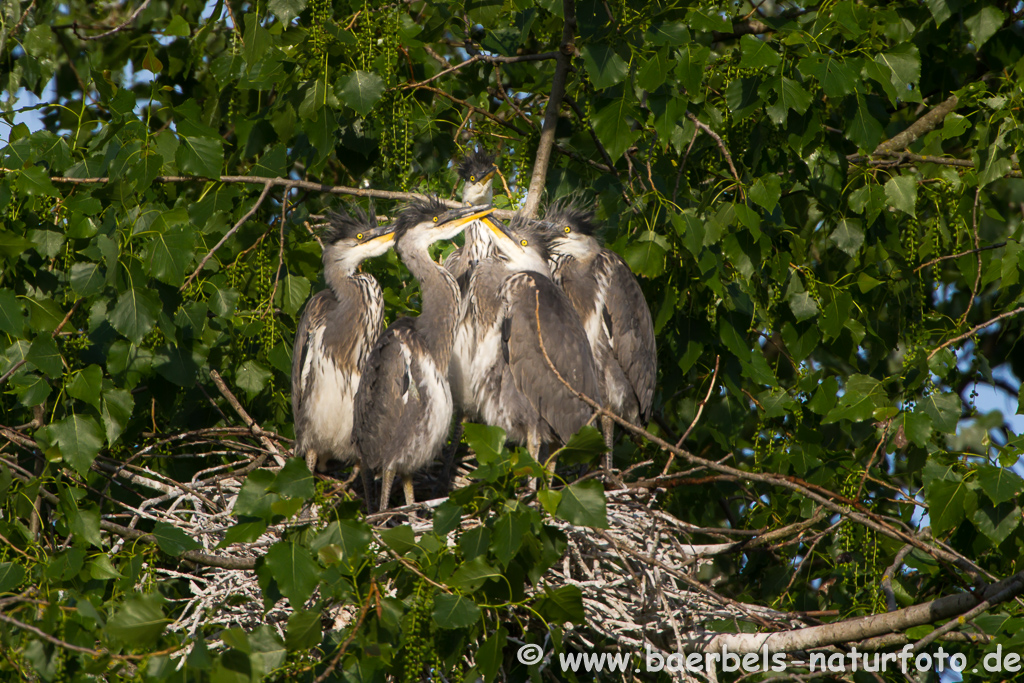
[458,149,496,181]
[393,197,448,238]
[324,205,377,243]
[543,199,600,237]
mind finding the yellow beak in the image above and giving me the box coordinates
[446,207,496,230]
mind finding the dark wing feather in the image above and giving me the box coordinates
[503,272,601,443]
[600,251,657,423]
[291,290,335,434]
[353,320,417,472]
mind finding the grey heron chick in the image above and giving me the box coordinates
[354,199,496,511]
[544,203,657,471]
[460,213,602,477]
[291,207,396,474]
[446,149,502,413]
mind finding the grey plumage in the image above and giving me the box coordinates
[354,199,496,510]
[544,202,657,469]
[457,213,601,474]
[291,207,395,474]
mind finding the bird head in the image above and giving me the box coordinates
[394,197,495,251]
[540,201,601,260]
[479,214,552,274]
[322,205,396,274]
[458,150,497,207]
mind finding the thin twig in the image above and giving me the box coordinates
[182,181,273,290]
[687,112,745,200]
[672,355,720,451]
[882,544,915,612]
[928,305,1024,360]
[913,242,1005,272]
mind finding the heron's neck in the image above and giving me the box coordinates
[399,242,460,372]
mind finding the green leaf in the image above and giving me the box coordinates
[43,414,105,475]
[463,422,507,465]
[269,0,308,24]
[70,263,105,297]
[16,166,59,196]
[555,480,608,528]
[491,508,529,565]
[233,469,279,521]
[151,521,202,556]
[976,466,1024,505]
[379,524,417,554]
[555,425,606,466]
[765,77,811,125]
[582,45,627,90]
[221,518,268,547]
[830,219,864,257]
[926,475,975,536]
[884,175,917,217]
[270,457,315,499]
[235,360,272,398]
[592,96,639,162]
[109,288,160,344]
[281,275,311,317]
[107,596,167,647]
[100,388,134,445]
[145,227,194,287]
[175,130,223,178]
[899,411,933,447]
[338,71,384,117]
[29,229,64,259]
[0,562,27,592]
[536,585,585,624]
[875,45,921,101]
[963,5,1005,49]
[88,554,124,580]
[285,608,322,651]
[67,364,103,408]
[749,175,782,212]
[27,336,62,378]
[459,526,491,560]
[823,374,886,424]
[264,541,321,607]
[433,500,463,535]
[924,0,956,26]
[798,54,858,98]
[738,34,781,69]
[920,391,960,433]
[972,502,1020,545]
[243,13,271,69]
[433,593,481,629]
[637,49,670,92]
[477,627,507,683]
[164,14,190,36]
[0,289,25,335]
[846,93,884,151]
[448,556,502,591]
[686,7,731,32]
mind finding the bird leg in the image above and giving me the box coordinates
[403,476,416,507]
[379,466,396,512]
[601,414,615,473]
[359,460,375,512]
[438,418,465,497]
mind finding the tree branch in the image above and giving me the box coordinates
[687,112,745,199]
[873,95,958,156]
[521,0,576,218]
[182,180,273,291]
[914,242,1006,272]
[928,305,1024,360]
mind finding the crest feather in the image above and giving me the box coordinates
[457,149,497,181]
[324,205,377,243]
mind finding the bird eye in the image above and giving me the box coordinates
[564,226,571,233]
[357,233,364,240]
[520,239,528,246]
[469,175,476,182]
[432,216,438,223]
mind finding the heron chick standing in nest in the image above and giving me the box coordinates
[544,202,656,472]
[460,212,602,479]
[291,207,396,475]
[355,199,496,511]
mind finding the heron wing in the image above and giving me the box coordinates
[501,272,601,444]
[600,251,657,423]
[291,290,335,429]
[353,320,418,471]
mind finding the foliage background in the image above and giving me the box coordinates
[1,0,1024,680]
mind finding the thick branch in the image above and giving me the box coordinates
[928,305,1024,359]
[874,95,958,156]
[522,0,576,218]
[694,569,1024,654]
[847,152,1023,178]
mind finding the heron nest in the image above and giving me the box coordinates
[95,417,820,683]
